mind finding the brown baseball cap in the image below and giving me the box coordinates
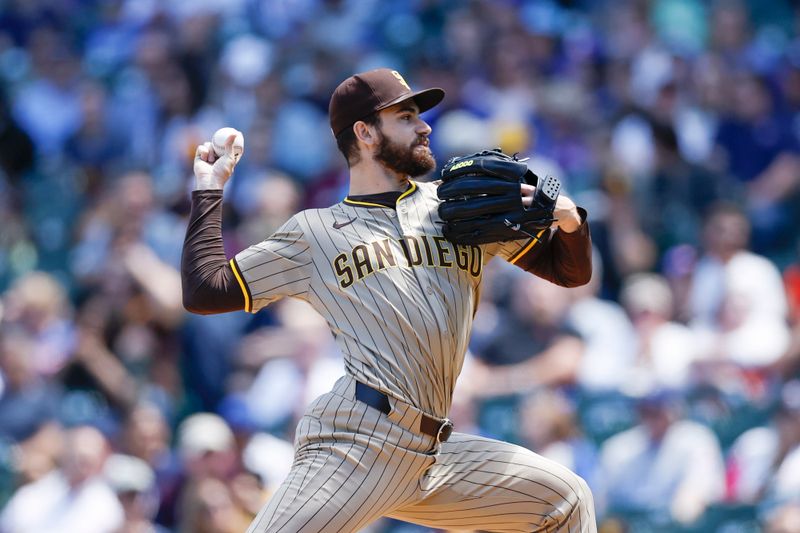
[329,68,445,137]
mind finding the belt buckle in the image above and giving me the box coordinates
[436,419,453,443]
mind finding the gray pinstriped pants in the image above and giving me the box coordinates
[247,375,596,533]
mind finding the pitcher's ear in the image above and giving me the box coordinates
[354,121,378,146]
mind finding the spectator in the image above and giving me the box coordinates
[0,331,62,488]
[117,402,182,528]
[172,413,255,530]
[726,380,800,504]
[618,272,699,395]
[71,171,185,282]
[689,203,790,373]
[11,25,83,157]
[468,272,584,397]
[0,425,124,533]
[0,330,61,443]
[231,299,342,435]
[640,120,725,252]
[715,73,797,185]
[714,71,800,256]
[599,390,726,525]
[104,453,167,533]
[568,253,638,392]
[159,413,239,530]
[64,81,127,191]
[179,477,249,533]
[1,271,76,377]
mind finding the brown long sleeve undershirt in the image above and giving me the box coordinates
[512,207,592,287]
[181,190,245,314]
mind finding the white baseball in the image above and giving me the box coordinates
[211,127,244,158]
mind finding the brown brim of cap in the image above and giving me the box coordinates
[377,87,445,115]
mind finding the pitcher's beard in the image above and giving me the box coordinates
[375,134,436,178]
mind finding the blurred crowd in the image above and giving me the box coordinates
[0,0,800,531]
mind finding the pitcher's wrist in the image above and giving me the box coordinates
[194,176,226,190]
[557,209,581,233]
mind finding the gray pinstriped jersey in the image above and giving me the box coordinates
[232,180,534,418]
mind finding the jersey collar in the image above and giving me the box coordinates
[343,180,418,208]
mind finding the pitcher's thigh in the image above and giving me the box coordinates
[247,422,431,532]
[391,434,597,533]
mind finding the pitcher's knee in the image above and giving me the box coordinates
[560,474,596,531]
[541,473,595,531]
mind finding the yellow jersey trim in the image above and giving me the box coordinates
[509,228,547,265]
[397,180,418,202]
[343,181,418,208]
[343,198,388,208]
[229,258,252,313]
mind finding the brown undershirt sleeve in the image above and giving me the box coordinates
[181,190,245,314]
[512,207,593,287]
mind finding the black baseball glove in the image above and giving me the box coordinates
[437,148,561,245]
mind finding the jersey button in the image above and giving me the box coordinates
[388,211,397,218]
[426,286,433,295]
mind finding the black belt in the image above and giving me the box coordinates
[355,381,453,443]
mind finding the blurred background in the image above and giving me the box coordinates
[0,0,799,531]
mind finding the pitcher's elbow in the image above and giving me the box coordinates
[182,289,213,315]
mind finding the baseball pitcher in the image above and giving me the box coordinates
[182,68,597,532]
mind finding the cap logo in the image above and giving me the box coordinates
[391,70,411,91]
